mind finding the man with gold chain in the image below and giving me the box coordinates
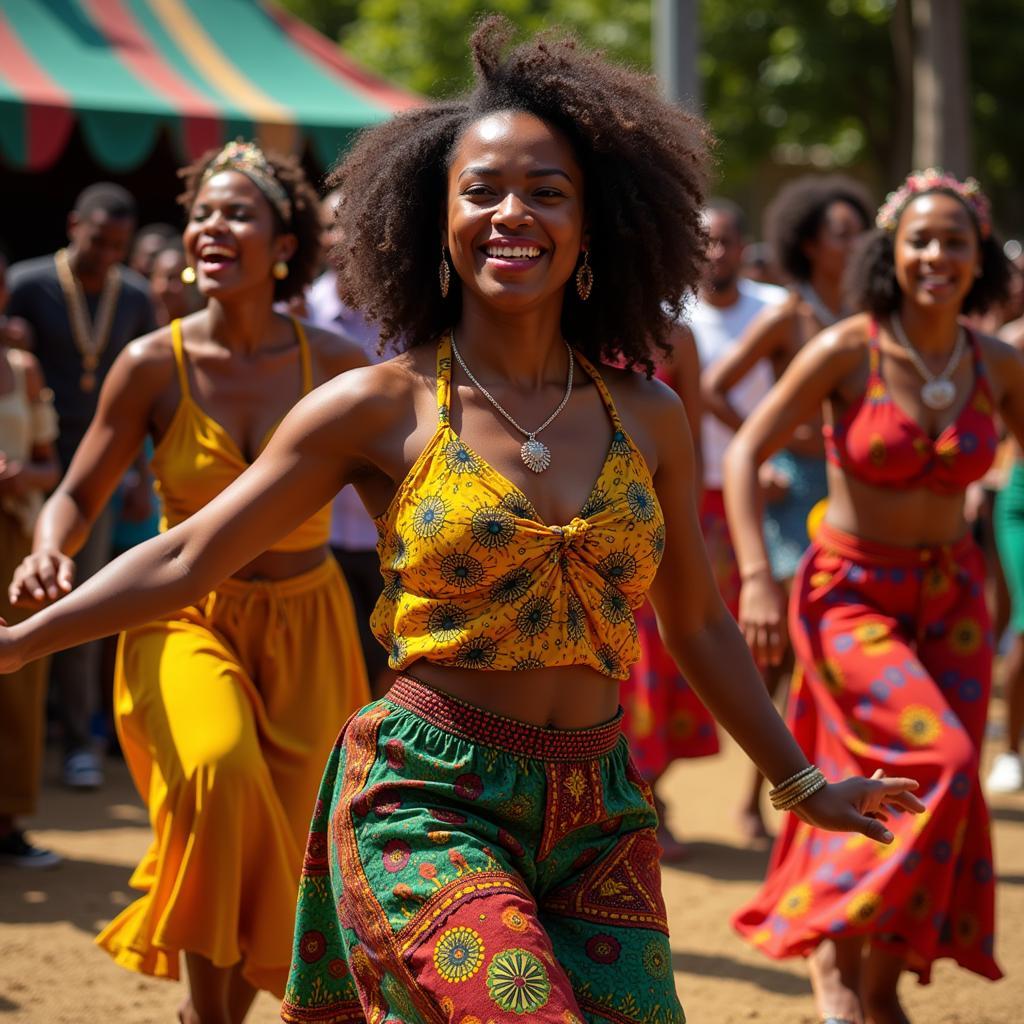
[6,183,156,790]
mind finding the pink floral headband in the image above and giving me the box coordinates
[876,168,991,239]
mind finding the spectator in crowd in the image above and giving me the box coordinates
[0,250,62,867]
[148,242,193,327]
[128,223,177,279]
[6,183,156,789]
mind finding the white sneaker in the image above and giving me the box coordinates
[63,749,103,790]
[986,752,1024,794]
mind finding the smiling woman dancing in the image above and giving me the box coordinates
[0,21,919,1024]
[8,143,370,1022]
[728,169,1013,1023]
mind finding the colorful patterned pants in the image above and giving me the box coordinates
[282,676,685,1023]
[734,523,1002,983]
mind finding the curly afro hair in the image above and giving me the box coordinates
[845,222,1011,319]
[326,16,711,374]
[764,174,873,284]
[177,146,321,303]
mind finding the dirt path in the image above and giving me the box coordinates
[1,707,1020,1023]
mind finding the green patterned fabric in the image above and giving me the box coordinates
[282,682,686,1024]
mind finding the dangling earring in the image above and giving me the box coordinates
[180,266,196,285]
[575,250,593,301]
[439,245,451,299]
[273,260,289,281]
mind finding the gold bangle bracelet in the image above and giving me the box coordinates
[774,774,828,811]
[768,765,817,800]
[770,769,827,810]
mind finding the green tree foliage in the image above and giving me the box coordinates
[278,0,1022,233]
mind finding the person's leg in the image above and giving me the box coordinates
[809,937,865,1024]
[179,953,232,1024]
[0,514,54,866]
[227,964,258,1024]
[860,944,909,1024]
[49,502,114,786]
[539,742,685,1024]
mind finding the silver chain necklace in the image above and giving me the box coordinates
[889,314,966,411]
[449,330,574,473]
[796,282,843,328]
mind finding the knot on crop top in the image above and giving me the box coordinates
[824,320,997,496]
[370,334,665,680]
[152,318,331,552]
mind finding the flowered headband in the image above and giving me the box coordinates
[200,139,292,224]
[875,167,991,239]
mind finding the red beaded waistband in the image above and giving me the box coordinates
[386,675,623,761]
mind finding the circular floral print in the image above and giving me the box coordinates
[642,939,670,979]
[433,926,485,983]
[486,948,551,1014]
[298,929,326,964]
[501,905,530,933]
[381,839,411,873]
[585,933,621,964]
[454,773,484,801]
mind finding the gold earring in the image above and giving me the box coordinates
[272,260,289,280]
[439,245,451,299]
[180,266,196,285]
[575,250,593,301]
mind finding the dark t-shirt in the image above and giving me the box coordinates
[7,255,156,468]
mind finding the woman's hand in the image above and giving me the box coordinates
[757,462,790,505]
[738,569,788,667]
[9,549,76,609]
[793,770,925,843]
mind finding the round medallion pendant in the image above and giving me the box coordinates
[921,379,956,411]
[520,438,551,473]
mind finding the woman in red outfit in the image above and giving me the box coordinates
[725,170,1015,1023]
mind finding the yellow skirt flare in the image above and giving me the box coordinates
[96,558,370,996]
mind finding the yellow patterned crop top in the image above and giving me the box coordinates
[370,334,666,680]
[151,318,331,552]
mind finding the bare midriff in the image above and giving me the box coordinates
[408,660,621,730]
[823,463,970,547]
[231,543,329,582]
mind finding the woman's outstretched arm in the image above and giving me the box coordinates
[0,366,384,672]
[642,374,922,840]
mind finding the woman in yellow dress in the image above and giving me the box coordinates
[10,142,369,1022]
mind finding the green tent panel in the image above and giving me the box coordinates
[0,0,420,172]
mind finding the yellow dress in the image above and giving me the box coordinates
[96,320,370,996]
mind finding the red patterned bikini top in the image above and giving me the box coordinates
[823,320,997,495]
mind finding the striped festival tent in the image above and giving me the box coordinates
[0,0,420,173]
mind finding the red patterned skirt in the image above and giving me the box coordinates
[733,523,1002,983]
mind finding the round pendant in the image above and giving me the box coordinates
[80,371,96,393]
[520,438,551,473]
[921,379,956,411]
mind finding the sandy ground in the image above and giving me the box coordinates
[1,702,1020,1024]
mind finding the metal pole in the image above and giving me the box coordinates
[911,0,970,174]
[654,0,701,111]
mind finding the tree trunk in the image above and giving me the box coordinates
[911,0,971,174]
